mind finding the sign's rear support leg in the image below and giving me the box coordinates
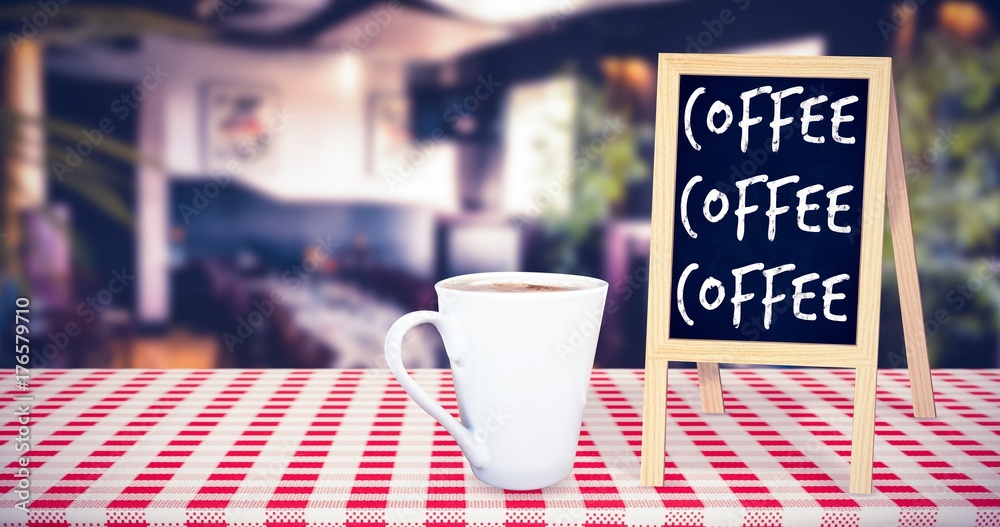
[886,80,937,419]
[697,363,725,413]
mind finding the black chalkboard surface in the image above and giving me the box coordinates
[668,75,869,345]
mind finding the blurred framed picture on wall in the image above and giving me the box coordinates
[201,80,280,176]
[367,92,411,180]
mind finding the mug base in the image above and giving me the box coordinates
[471,466,571,490]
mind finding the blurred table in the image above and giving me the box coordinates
[2,368,999,526]
[272,279,439,368]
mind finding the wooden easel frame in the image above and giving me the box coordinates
[640,55,937,495]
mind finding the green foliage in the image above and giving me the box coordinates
[2,4,206,278]
[896,32,1000,258]
[539,76,649,273]
[893,30,1000,363]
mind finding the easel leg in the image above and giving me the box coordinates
[849,366,878,494]
[887,80,937,419]
[640,358,668,486]
[697,362,725,413]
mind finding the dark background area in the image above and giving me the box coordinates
[1,0,997,370]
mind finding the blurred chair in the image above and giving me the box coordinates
[171,260,219,333]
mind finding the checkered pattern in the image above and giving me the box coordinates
[1,368,998,526]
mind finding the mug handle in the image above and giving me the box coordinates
[384,311,489,469]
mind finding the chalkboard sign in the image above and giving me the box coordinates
[644,55,889,366]
[640,54,937,495]
[670,74,869,345]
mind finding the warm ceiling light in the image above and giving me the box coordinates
[336,55,361,92]
[426,0,672,25]
[428,0,569,24]
[938,1,990,40]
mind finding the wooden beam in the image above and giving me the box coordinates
[640,358,668,486]
[886,79,937,419]
[849,366,878,493]
[697,362,724,414]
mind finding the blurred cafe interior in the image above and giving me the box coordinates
[1,0,998,370]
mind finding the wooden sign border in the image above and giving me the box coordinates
[640,54,931,495]
[645,54,890,367]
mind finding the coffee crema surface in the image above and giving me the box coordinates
[444,281,583,293]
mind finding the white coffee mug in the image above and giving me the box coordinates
[385,272,608,490]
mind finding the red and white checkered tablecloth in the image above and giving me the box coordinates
[1,368,998,527]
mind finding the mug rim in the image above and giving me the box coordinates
[436,271,608,296]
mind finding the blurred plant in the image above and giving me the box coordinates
[1,4,211,279]
[539,74,649,274]
[892,27,1000,365]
